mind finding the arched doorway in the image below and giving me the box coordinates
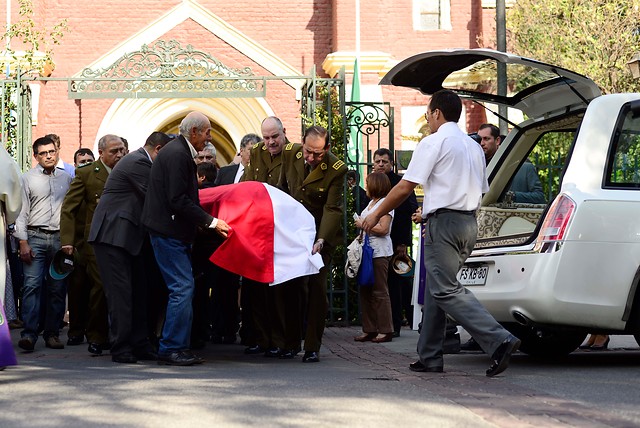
[94,96,273,166]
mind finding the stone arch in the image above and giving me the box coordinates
[94,96,273,165]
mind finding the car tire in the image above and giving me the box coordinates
[503,323,586,358]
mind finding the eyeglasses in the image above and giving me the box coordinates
[196,155,214,160]
[37,149,57,157]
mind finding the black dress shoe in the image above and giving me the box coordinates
[460,337,482,352]
[264,347,282,358]
[66,335,84,346]
[134,350,158,361]
[278,349,299,359]
[302,351,319,363]
[88,342,103,355]
[112,353,138,364]
[486,334,521,377]
[244,345,265,355]
[409,361,444,372]
[158,350,203,366]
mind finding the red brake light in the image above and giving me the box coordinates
[535,195,576,250]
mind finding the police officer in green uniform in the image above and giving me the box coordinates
[61,135,126,355]
[278,125,347,363]
[240,116,303,358]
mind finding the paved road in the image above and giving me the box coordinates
[2,327,639,427]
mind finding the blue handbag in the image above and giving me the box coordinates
[357,234,375,287]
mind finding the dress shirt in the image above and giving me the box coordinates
[232,163,244,184]
[14,165,72,240]
[403,121,489,217]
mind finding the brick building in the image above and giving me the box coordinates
[2,0,503,165]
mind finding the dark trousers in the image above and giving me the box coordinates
[271,278,304,351]
[243,279,272,349]
[66,259,90,339]
[92,243,152,356]
[211,266,240,339]
[83,248,109,345]
[303,249,331,353]
[388,267,414,333]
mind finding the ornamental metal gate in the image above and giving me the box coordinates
[1,72,33,171]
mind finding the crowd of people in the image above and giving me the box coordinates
[2,112,348,366]
[2,91,538,376]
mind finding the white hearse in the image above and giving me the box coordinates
[382,49,640,357]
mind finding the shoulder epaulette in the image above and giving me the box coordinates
[252,142,261,149]
[285,142,294,151]
[333,160,345,170]
[77,162,93,169]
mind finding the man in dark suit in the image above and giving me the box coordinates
[61,134,126,355]
[372,148,418,337]
[278,125,347,363]
[88,132,171,363]
[205,133,261,345]
[142,111,229,366]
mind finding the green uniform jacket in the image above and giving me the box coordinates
[60,159,109,250]
[278,143,347,248]
[241,141,285,186]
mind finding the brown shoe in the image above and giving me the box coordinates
[45,336,65,349]
[371,333,393,343]
[18,337,35,351]
[354,333,376,342]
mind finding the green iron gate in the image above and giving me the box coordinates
[1,70,33,172]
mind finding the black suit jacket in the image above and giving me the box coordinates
[142,135,213,243]
[214,163,241,186]
[88,147,152,256]
[387,171,419,248]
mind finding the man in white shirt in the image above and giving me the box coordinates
[362,90,521,377]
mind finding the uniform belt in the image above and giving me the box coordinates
[425,208,476,221]
[27,226,59,234]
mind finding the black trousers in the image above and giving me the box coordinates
[92,243,152,356]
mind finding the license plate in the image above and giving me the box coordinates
[457,264,488,286]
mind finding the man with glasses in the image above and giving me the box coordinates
[14,136,72,351]
[278,125,347,363]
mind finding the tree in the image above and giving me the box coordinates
[1,0,67,157]
[507,0,640,94]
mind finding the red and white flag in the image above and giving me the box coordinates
[199,181,322,285]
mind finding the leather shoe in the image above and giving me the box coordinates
[392,331,400,338]
[88,342,103,355]
[264,347,282,358]
[354,333,376,342]
[134,350,158,361]
[460,337,482,352]
[486,334,521,377]
[112,353,138,364]
[409,361,443,372]
[45,336,64,349]
[18,337,35,352]
[244,345,265,355]
[371,333,393,343]
[66,335,84,346]
[278,349,299,359]
[302,351,319,363]
[158,350,203,366]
